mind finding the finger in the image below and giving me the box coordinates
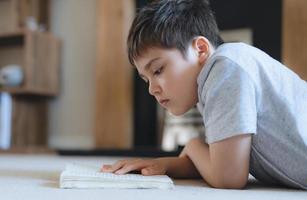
[100,164,112,172]
[115,160,149,175]
[102,159,142,173]
[102,160,126,173]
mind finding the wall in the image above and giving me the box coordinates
[48,0,96,149]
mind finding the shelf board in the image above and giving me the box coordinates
[0,87,57,97]
[0,29,54,39]
[0,29,25,38]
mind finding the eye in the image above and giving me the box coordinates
[153,67,163,76]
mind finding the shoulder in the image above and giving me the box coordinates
[197,55,252,97]
[197,55,257,121]
[213,42,255,56]
[198,42,255,82]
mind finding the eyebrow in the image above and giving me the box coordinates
[138,57,161,78]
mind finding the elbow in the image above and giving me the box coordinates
[208,174,248,189]
[211,179,247,189]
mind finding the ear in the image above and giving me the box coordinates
[193,36,210,65]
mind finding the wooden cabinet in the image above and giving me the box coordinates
[0,0,59,148]
[10,95,48,146]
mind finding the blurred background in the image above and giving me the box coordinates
[0,0,306,156]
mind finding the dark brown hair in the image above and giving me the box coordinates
[127,0,224,66]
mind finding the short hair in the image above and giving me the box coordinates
[127,0,224,66]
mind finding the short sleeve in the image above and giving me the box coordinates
[200,57,257,144]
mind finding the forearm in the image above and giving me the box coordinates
[182,139,215,185]
[157,156,200,179]
[182,137,251,189]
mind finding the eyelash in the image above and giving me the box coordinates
[153,67,163,76]
[141,66,164,83]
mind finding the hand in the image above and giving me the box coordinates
[101,158,168,176]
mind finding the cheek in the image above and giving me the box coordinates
[161,71,180,91]
[167,65,187,81]
[161,63,198,94]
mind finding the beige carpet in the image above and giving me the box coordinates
[0,154,306,200]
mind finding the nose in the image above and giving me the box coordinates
[148,80,161,96]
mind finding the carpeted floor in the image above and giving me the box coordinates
[0,154,306,200]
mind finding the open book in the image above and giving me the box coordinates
[60,163,174,189]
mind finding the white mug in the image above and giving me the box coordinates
[0,64,24,87]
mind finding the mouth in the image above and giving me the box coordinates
[159,99,169,107]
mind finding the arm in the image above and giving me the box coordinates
[101,156,200,179]
[160,156,201,178]
[101,134,251,189]
[182,134,252,189]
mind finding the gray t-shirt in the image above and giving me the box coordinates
[197,42,307,189]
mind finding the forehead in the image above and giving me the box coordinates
[134,47,182,70]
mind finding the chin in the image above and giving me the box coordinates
[168,107,190,116]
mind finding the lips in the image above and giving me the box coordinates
[159,99,169,107]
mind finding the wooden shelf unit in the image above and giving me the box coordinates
[0,0,58,148]
[0,29,60,96]
[0,29,60,148]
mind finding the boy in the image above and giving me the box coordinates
[101,0,307,189]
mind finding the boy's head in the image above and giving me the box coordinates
[127,0,223,66]
[127,0,223,115]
